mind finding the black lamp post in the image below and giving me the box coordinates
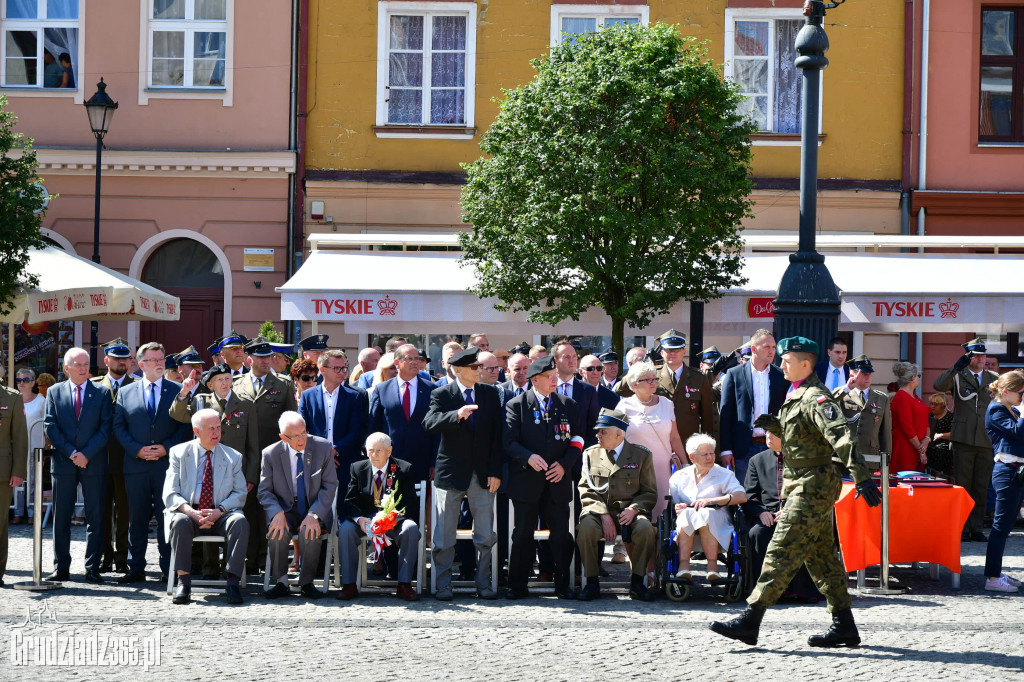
[83,78,117,374]
[772,1,843,350]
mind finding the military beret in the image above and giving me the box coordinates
[449,347,481,367]
[164,353,180,369]
[658,329,686,350]
[846,354,874,373]
[219,330,248,349]
[203,363,231,386]
[299,334,329,352]
[598,349,619,364]
[244,336,273,357]
[177,345,204,365]
[595,408,629,431]
[962,338,987,355]
[777,336,819,357]
[269,342,294,355]
[101,337,132,359]
[699,346,722,362]
[526,354,557,379]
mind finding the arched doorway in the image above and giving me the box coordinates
[140,238,225,363]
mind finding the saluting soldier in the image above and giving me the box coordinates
[176,346,208,401]
[93,338,134,574]
[576,409,657,602]
[832,355,891,471]
[711,336,881,649]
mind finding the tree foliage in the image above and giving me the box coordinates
[258,320,285,343]
[459,23,755,355]
[0,95,48,317]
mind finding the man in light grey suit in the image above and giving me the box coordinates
[163,409,249,605]
[258,411,338,599]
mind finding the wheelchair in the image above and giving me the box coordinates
[656,496,753,603]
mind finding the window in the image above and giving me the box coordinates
[550,4,649,47]
[724,10,804,134]
[1,0,78,89]
[376,1,477,136]
[980,6,1024,143]
[148,0,227,88]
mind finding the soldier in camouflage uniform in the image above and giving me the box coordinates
[711,336,881,648]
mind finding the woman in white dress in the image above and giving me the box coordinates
[14,368,45,523]
[669,433,746,582]
[616,360,685,518]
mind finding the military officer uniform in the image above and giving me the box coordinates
[831,355,892,471]
[177,345,208,401]
[218,331,250,377]
[655,331,715,447]
[933,338,999,539]
[0,380,28,584]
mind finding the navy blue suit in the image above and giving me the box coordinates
[814,360,850,388]
[595,383,620,411]
[113,378,190,573]
[369,376,439,483]
[555,378,600,450]
[299,382,369,495]
[357,369,429,390]
[44,380,113,573]
[719,363,788,483]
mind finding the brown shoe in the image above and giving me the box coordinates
[334,583,359,601]
[537,572,554,583]
[396,583,420,602]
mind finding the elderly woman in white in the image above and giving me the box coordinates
[669,433,746,582]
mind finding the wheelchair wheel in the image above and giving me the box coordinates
[723,577,745,603]
[664,580,690,602]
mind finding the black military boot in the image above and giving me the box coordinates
[709,605,766,646]
[808,608,861,648]
[577,578,600,602]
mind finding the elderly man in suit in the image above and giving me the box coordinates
[164,409,249,604]
[423,347,503,600]
[298,349,368,495]
[93,338,134,574]
[369,343,438,483]
[337,432,422,601]
[0,368,27,586]
[113,342,192,584]
[832,355,891,471]
[814,337,850,391]
[934,338,1000,541]
[500,352,531,398]
[579,354,620,411]
[43,347,113,583]
[259,411,338,600]
[719,329,788,484]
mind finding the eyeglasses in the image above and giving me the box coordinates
[282,431,308,440]
[638,377,659,384]
[466,364,482,370]
[15,377,33,384]
[139,357,165,364]
[582,366,603,372]
[298,374,317,382]
[323,365,348,373]
[482,366,501,372]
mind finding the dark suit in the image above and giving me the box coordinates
[814,360,850,389]
[595,383,620,411]
[92,373,133,567]
[503,390,584,591]
[555,378,599,449]
[499,380,530,398]
[43,379,113,573]
[369,376,439,483]
[298,382,369,495]
[113,378,191,574]
[719,362,788,483]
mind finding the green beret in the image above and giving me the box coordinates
[776,336,819,357]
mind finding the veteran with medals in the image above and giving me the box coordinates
[832,355,891,471]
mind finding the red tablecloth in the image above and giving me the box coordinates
[834,482,974,573]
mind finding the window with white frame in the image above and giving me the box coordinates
[724,10,804,134]
[377,1,477,128]
[1,0,79,89]
[550,4,649,46]
[148,0,227,88]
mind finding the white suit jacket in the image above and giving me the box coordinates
[162,439,248,519]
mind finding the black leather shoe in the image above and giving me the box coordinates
[554,586,577,600]
[160,572,168,584]
[808,608,861,648]
[504,587,530,600]
[117,571,146,584]
[265,582,291,599]
[225,584,244,604]
[99,561,114,573]
[45,569,70,582]
[710,605,766,646]
[84,569,104,584]
[577,580,600,602]
[300,583,325,600]
[628,577,654,602]
[970,531,988,542]
[172,583,191,605]
[115,561,129,574]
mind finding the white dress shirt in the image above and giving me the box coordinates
[751,362,770,437]
[558,379,574,399]
[322,383,340,443]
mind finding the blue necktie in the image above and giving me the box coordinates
[464,388,475,426]
[147,383,156,420]
[295,452,307,516]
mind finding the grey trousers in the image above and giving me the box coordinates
[267,510,328,586]
[339,518,420,584]
[432,478,495,592]
[168,511,249,578]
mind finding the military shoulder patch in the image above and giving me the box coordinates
[816,395,828,403]
[823,405,837,420]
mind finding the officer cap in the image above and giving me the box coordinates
[594,408,629,431]
[219,330,248,349]
[269,342,294,356]
[699,346,722,362]
[598,349,619,364]
[449,347,481,367]
[164,353,180,370]
[526,354,557,379]
[299,334,329,352]
[203,363,231,386]
[207,340,223,355]
[658,329,686,350]
[736,342,752,358]
[244,336,273,357]
[846,354,874,373]
[962,338,987,355]
[102,337,132,359]
[177,345,204,365]
[776,336,819,357]
[510,342,530,356]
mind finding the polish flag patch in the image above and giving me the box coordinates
[816,395,828,403]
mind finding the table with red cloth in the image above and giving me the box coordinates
[834,482,974,581]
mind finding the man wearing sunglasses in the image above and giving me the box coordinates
[578,354,620,411]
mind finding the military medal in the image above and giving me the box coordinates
[533,409,541,425]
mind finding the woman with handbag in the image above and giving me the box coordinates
[982,370,1024,593]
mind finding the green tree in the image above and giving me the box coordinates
[0,95,48,317]
[459,23,754,358]
[258,320,284,343]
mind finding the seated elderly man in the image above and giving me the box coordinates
[337,433,422,601]
[669,433,746,584]
[577,409,658,601]
[163,409,249,605]
[258,411,338,600]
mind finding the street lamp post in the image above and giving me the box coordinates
[83,78,118,374]
[772,0,843,349]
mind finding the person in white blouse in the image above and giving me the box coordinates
[13,368,45,523]
[669,433,746,583]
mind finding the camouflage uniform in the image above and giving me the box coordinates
[747,374,871,613]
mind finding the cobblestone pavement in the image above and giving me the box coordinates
[0,522,1022,681]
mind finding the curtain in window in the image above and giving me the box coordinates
[430,16,465,124]
[5,0,37,19]
[43,27,77,88]
[773,19,802,134]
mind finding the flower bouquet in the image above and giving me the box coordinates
[367,486,405,560]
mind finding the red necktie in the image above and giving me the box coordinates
[73,385,82,420]
[402,381,411,421]
[198,451,214,510]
